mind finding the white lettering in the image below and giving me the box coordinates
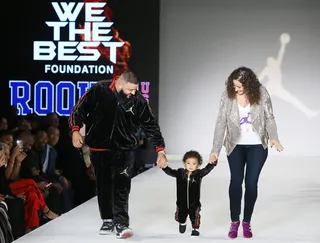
[44,64,113,74]
[34,41,56,60]
[34,41,121,62]
[85,2,106,22]
[92,22,113,41]
[52,2,83,21]
[68,22,91,41]
[45,22,68,41]
[34,2,120,66]
[58,41,78,61]
[76,42,101,61]
[101,42,125,63]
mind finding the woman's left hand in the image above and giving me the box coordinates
[270,139,284,152]
[17,194,26,202]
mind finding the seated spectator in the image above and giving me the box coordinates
[16,118,31,132]
[0,143,25,239]
[1,142,58,233]
[42,113,59,130]
[5,106,19,131]
[55,127,96,207]
[12,130,34,155]
[0,130,13,149]
[25,114,38,131]
[15,130,62,214]
[0,200,14,243]
[20,130,65,214]
[46,126,74,213]
[0,116,8,131]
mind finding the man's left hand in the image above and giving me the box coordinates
[156,152,168,168]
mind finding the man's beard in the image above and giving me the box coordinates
[118,89,132,102]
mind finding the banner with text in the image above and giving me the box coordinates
[5,0,160,117]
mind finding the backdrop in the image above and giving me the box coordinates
[4,0,160,119]
[159,0,320,157]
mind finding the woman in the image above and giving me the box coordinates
[209,67,283,239]
[0,143,26,239]
[0,146,14,243]
[0,197,14,243]
[1,142,58,233]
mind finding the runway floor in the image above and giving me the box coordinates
[13,155,320,243]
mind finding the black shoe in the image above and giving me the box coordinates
[179,223,187,234]
[99,220,114,235]
[115,223,133,239]
[191,228,200,236]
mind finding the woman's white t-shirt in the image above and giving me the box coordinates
[237,103,262,145]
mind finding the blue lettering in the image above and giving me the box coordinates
[9,80,33,115]
[77,81,91,98]
[90,81,97,88]
[56,81,76,116]
[8,80,151,116]
[34,81,54,115]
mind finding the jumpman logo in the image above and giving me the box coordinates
[120,167,129,177]
[126,105,135,115]
[259,33,320,119]
[240,112,251,125]
[192,178,196,183]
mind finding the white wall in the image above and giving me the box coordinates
[159,0,320,158]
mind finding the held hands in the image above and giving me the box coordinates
[209,152,218,165]
[156,152,168,168]
[270,139,284,152]
[72,131,84,148]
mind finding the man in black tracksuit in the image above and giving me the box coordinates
[163,151,216,236]
[69,71,167,239]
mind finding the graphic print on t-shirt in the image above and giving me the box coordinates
[237,104,262,145]
[238,105,253,133]
[240,112,251,125]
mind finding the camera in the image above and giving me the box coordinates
[16,140,24,152]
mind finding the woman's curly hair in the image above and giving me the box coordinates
[226,67,262,105]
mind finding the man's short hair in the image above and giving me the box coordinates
[120,70,138,84]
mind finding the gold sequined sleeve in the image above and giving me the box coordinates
[262,87,279,141]
[211,90,228,155]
